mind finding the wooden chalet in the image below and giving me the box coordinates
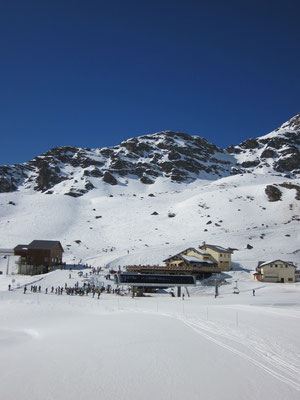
[14,240,64,275]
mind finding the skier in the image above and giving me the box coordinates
[8,284,11,291]
[23,286,27,294]
[252,289,256,296]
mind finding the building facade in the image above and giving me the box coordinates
[254,260,296,283]
[163,247,214,267]
[199,244,233,271]
[14,240,64,275]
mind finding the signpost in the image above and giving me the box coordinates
[6,255,10,275]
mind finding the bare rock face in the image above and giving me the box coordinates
[0,176,17,193]
[0,113,299,197]
[103,171,117,185]
[140,176,154,184]
[265,185,282,202]
[239,138,259,149]
[230,112,300,176]
[275,147,300,172]
[83,168,103,178]
[261,148,276,158]
[34,160,67,192]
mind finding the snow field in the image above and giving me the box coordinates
[1,274,300,400]
[0,173,299,270]
[0,171,299,399]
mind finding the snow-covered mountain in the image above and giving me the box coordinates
[0,113,299,269]
[0,131,235,197]
[1,114,300,400]
[228,112,300,176]
[0,112,299,197]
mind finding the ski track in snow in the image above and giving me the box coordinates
[120,305,300,392]
[179,317,300,392]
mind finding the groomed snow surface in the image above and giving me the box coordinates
[0,268,300,400]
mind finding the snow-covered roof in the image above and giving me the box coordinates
[181,256,214,264]
[258,260,296,268]
[163,247,210,262]
[201,244,232,254]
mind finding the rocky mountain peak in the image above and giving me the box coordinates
[0,114,299,196]
[228,113,300,176]
[0,131,234,196]
[276,111,300,132]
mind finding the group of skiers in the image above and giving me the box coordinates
[12,279,122,299]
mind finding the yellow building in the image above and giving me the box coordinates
[163,247,217,268]
[254,260,296,283]
[199,244,233,271]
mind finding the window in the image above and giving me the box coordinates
[288,278,293,281]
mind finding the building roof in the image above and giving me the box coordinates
[27,240,64,251]
[163,247,209,262]
[14,244,29,251]
[181,255,215,264]
[257,260,296,268]
[200,244,233,254]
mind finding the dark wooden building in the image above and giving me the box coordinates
[14,240,64,275]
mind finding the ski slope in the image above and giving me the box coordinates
[0,167,300,400]
[0,268,300,400]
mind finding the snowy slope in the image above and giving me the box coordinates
[229,112,300,176]
[0,113,300,400]
[0,272,300,400]
[0,172,299,273]
[0,112,299,273]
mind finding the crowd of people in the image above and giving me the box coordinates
[7,266,127,299]
[19,280,123,298]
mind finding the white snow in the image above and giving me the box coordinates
[0,169,300,399]
[0,270,300,400]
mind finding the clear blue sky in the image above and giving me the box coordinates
[1,0,300,165]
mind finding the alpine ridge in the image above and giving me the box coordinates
[0,113,299,197]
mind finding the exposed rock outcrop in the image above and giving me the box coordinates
[0,112,299,197]
[265,185,282,202]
